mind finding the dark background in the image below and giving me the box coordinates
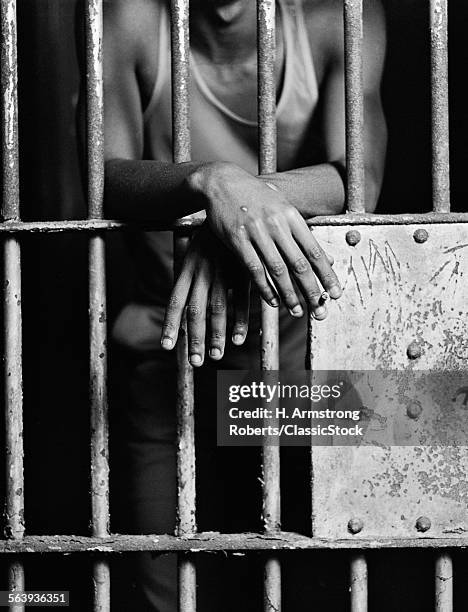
[1,0,468,609]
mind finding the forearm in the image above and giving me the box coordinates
[261,158,383,220]
[259,163,346,218]
[104,158,211,221]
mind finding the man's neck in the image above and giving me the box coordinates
[190,1,258,64]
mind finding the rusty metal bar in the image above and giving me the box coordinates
[1,0,25,608]
[350,553,367,612]
[343,2,368,603]
[170,1,196,611]
[170,0,191,166]
[430,0,450,212]
[2,211,468,234]
[343,0,365,213]
[430,0,452,591]
[1,533,468,553]
[435,553,453,612]
[258,1,281,611]
[1,0,18,218]
[257,0,277,178]
[85,1,110,610]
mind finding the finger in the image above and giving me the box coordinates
[208,269,227,360]
[290,220,342,299]
[235,227,279,307]
[249,222,303,317]
[186,259,211,367]
[161,250,198,350]
[271,224,327,319]
[232,272,250,345]
[316,291,331,319]
[311,227,334,266]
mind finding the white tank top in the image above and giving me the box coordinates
[113,0,320,351]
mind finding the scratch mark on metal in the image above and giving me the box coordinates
[429,259,451,283]
[348,256,365,307]
[443,243,468,254]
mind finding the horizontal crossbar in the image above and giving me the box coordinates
[0,212,468,235]
[1,532,467,554]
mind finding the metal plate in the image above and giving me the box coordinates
[310,223,468,539]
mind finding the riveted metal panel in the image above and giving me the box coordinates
[310,223,468,539]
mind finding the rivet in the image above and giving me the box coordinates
[345,230,361,246]
[406,400,423,420]
[413,229,429,244]
[415,516,431,533]
[348,517,364,534]
[407,341,422,360]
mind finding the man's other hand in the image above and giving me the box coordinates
[161,225,250,367]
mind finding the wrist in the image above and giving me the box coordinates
[185,161,238,210]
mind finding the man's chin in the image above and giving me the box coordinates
[195,0,249,24]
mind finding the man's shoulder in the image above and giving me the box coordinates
[301,0,385,61]
[301,0,384,31]
[299,0,345,71]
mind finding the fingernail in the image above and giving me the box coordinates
[270,297,280,307]
[232,334,245,345]
[190,354,202,366]
[328,285,342,299]
[210,348,222,359]
[313,306,327,319]
[290,305,303,317]
[161,337,173,349]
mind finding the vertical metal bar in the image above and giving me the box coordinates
[343,0,365,212]
[350,553,367,612]
[431,0,452,596]
[344,2,368,602]
[1,1,25,610]
[258,2,281,611]
[430,0,450,212]
[258,0,277,179]
[435,553,453,612]
[170,2,196,611]
[85,1,110,610]
[170,0,191,168]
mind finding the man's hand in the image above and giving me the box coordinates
[187,162,342,318]
[161,225,250,367]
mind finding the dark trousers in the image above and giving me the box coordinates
[116,307,310,611]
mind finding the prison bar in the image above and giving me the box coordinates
[257,1,282,611]
[343,0,369,608]
[435,553,453,612]
[430,1,452,603]
[430,0,450,213]
[85,1,110,610]
[350,554,367,612]
[4,211,468,234]
[343,0,365,213]
[1,0,25,610]
[0,533,468,554]
[170,1,197,611]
